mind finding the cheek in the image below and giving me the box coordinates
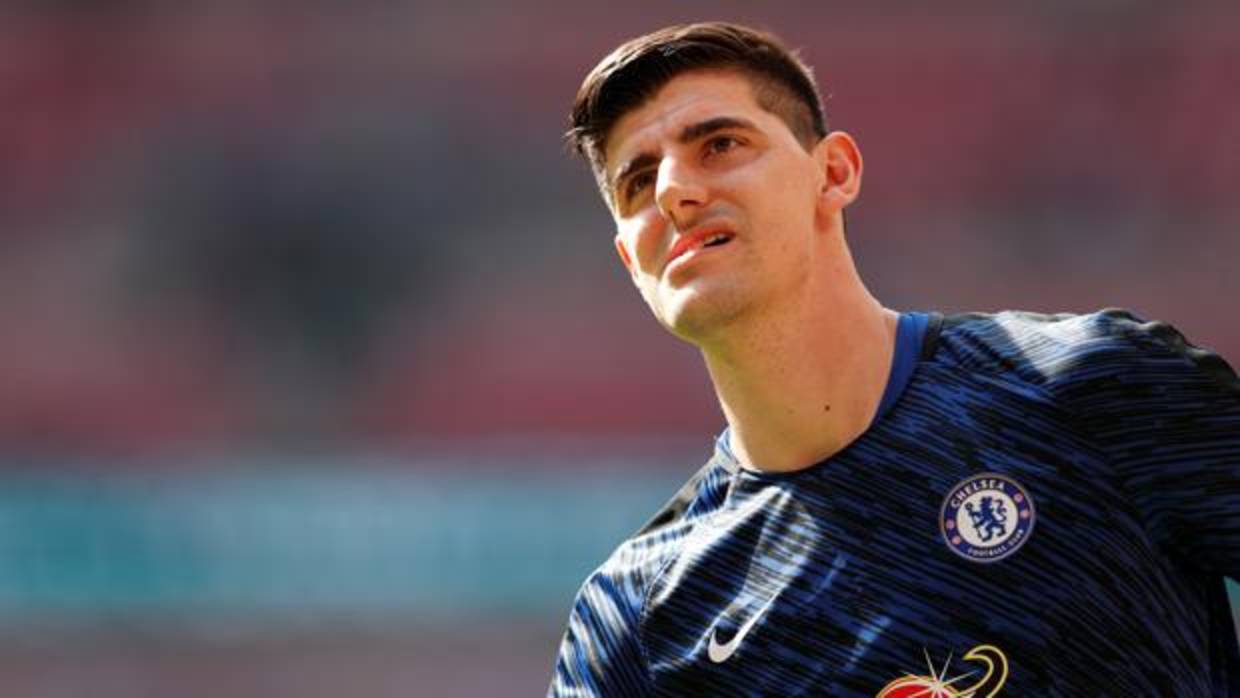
[722,153,817,212]
[621,214,665,273]
[754,169,820,230]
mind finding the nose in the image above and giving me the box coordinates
[655,156,708,229]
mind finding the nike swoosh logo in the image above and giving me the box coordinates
[707,594,779,663]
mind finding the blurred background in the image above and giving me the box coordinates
[1,1,1238,695]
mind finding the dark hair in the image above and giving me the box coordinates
[568,22,828,192]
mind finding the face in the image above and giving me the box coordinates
[603,70,860,343]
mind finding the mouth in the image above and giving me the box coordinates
[667,228,736,268]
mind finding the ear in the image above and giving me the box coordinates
[813,131,863,212]
[614,233,635,273]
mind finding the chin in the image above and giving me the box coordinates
[656,285,748,344]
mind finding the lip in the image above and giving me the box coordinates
[664,223,736,272]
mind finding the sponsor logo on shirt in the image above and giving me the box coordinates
[877,644,1008,697]
[707,593,778,663]
[939,473,1035,563]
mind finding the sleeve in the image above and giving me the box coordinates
[548,568,652,697]
[1070,309,1240,577]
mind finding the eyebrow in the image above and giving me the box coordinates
[611,115,758,196]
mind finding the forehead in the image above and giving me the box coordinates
[603,71,770,175]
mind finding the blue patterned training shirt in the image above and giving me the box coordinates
[549,309,1240,696]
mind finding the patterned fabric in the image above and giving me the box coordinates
[549,309,1240,697]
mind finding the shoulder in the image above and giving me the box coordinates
[936,308,1147,370]
[933,308,1237,395]
[552,458,730,694]
[576,457,731,608]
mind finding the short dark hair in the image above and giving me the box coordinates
[568,22,828,194]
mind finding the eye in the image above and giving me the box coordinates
[625,170,655,201]
[706,135,740,155]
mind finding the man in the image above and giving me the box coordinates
[549,21,1239,696]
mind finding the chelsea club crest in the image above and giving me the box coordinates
[940,473,1035,563]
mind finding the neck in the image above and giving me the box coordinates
[700,263,898,474]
